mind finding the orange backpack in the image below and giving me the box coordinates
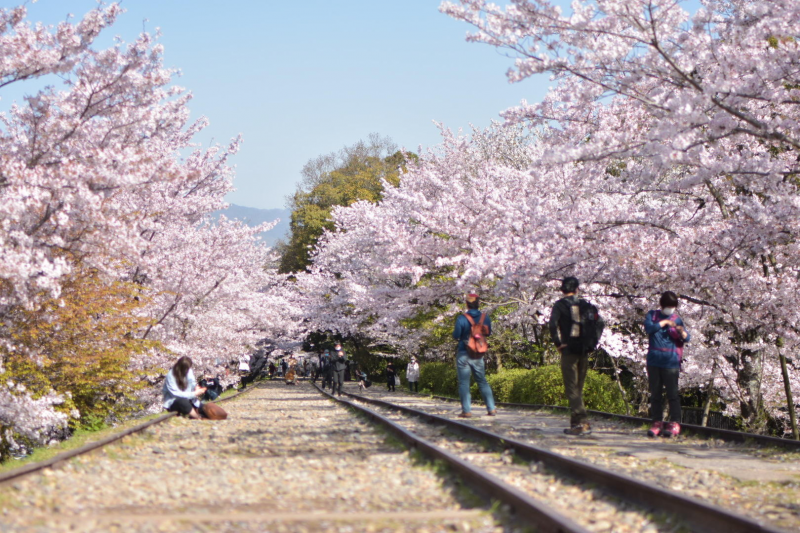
[463,313,489,359]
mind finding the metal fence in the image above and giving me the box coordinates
[680,407,738,430]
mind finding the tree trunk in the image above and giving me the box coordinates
[608,354,631,415]
[736,332,766,431]
[701,361,718,427]
[778,350,799,440]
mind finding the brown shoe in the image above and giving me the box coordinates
[487,409,497,416]
[457,412,473,418]
[563,422,592,435]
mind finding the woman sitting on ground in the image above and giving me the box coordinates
[163,356,207,419]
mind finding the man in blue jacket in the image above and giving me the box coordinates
[452,293,497,418]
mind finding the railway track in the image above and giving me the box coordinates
[1,381,509,532]
[3,381,794,532]
[329,386,790,533]
[428,394,800,450]
[315,383,590,533]
[0,384,255,486]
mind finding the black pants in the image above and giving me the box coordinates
[408,381,418,392]
[322,372,333,389]
[647,366,681,422]
[167,398,195,416]
[331,369,345,395]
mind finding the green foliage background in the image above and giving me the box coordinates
[418,362,626,414]
[277,135,416,273]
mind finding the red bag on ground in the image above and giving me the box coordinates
[201,402,228,420]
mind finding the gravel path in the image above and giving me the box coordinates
[350,384,800,532]
[0,382,506,532]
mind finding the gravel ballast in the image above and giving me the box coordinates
[0,382,506,532]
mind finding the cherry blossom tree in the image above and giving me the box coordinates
[0,4,295,451]
[438,0,800,430]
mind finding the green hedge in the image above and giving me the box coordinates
[419,363,626,414]
[419,362,459,397]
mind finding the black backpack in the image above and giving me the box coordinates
[564,299,604,354]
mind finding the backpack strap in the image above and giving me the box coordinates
[478,313,486,326]
[463,313,475,326]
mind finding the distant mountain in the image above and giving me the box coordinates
[216,204,291,247]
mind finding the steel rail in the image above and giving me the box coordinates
[427,394,800,451]
[314,384,589,533]
[345,390,786,533]
[0,383,258,485]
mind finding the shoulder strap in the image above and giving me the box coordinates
[463,313,475,326]
[478,313,487,326]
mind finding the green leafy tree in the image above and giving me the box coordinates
[278,134,415,273]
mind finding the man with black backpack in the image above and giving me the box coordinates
[549,277,604,435]
[452,293,497,418]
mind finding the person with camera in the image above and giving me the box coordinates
[644,291,691,438]
[163,356,206,419]
[199,375,223,401]
[331,350,347,396]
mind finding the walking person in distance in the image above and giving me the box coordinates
[331,350,347,396]
[406,357,420,393]
[320,351,333,390]
[548,277,604,435]
[452,293,497,418]
[386,363,397,392]
[644,291,690,438]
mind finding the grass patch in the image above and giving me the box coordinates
[217,387,242,401]
[0,382,253,474]
[0,411,165,474]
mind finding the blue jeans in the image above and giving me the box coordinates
[456,353,496,413]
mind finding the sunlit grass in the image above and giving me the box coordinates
[0,411,166,474]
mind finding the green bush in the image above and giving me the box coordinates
[474,366,626,413]
[420,362,626,414]
[418,362,458,396]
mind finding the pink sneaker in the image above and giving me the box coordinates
[664,422,681,437]
[647,421,663,437]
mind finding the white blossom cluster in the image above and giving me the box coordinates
[292,0,800,431]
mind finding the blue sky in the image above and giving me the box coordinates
[0,1,700,210]
[0,0,555,209]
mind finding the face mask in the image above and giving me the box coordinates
[662,307,676,316]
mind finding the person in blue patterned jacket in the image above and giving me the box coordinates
[644,291,691,438]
